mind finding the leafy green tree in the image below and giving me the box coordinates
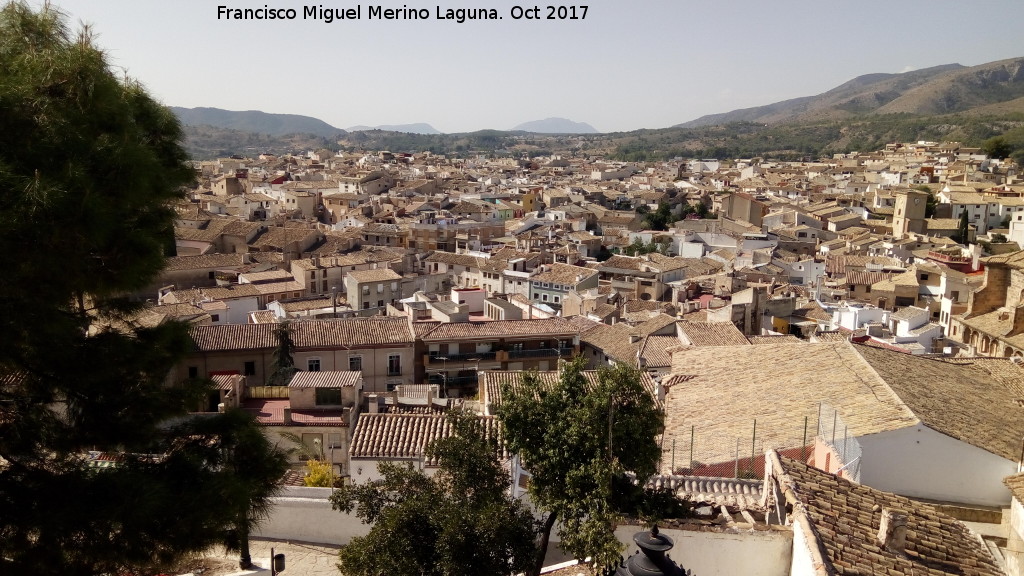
[957,208,971,244]
[267,322,298,386]
[0,4,286,574]
[982,135,1013,159]
[497,357,665,576]
[331,410,536,576]
[179,409,289,569]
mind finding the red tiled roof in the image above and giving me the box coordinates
[288,371,362,389]
[419,317,579,341]
[242,399,347,426]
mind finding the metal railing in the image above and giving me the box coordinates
[428,351,496,363]
[817,403,862,482]
[506,347,574,359]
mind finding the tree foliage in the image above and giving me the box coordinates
[0,4,286,573]
[957,208,971,244]
[331,410,536,576]
[496,357,666,575]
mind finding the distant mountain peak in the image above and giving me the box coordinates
[513,117,598,134]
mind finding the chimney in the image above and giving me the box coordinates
[877,508,908,554]
[367,393,378,414]
[282,407,292,425]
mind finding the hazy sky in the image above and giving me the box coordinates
[35,0,1024,133]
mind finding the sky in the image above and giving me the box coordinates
[32,0,1024,134]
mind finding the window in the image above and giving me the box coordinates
[299,433,322,460]
[188,366,198,379]
[243,361,256,376]
[377,283,384,293]
[315,388,342,406]
[211,314,220,322]
[308,358,321,372]
[208,271,215,280]
[378,300,384,308]
[391,282,398,291]
[511,342,523,352]
[349,355,362,371]
[388,354,401,376]
[542,294,549,302]
[322,269,327,278]
[328,433,343,449]
[363,302,370,309]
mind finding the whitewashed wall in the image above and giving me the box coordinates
[254,486,369,545]
[612,524,792,576]
[858,425,1015,507]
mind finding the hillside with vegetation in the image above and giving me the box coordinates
[177,57,1024,163]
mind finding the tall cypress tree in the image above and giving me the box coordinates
[0,3,286,574]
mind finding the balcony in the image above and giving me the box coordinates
[506,347,575,359]
[425,351,497,364]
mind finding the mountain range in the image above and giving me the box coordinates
[171,56,1024,159]
[677,57,1024,127]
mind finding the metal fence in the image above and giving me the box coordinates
[663,417,815,480]
[816,403,862,483]
[660,404,864,481]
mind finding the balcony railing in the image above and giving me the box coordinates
[427,351,496,363]
[506,347,574,359]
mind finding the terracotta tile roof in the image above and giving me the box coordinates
[676,321,751,347]
[663,342,917,471]
[480,370,657,414]
[290,317,414,348]
[579,322,639,363]
[630,314,678,337]
[163,253,248,271]
[857,346,1024,461]
[190,317,414,351]
[1004,472,1024,501]
[240,270,295,284]
[638,335,681,368]
[532,263,598,286]
[288,371,362,389]
[748,334,803,344]
[811,330,849,343]
[792,300,832,323]
[349,413,505,464]
[346,268,402,283]
[250,227,319,250]
[646,475,763,509]
[772,452,1002,576]
[844,270,897,286]
[249,310,278,323]
[423,251,482,267]
[210,374,242,391]
[242,399,347,426]
[191,323,278,351]
[419,317,580,342]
